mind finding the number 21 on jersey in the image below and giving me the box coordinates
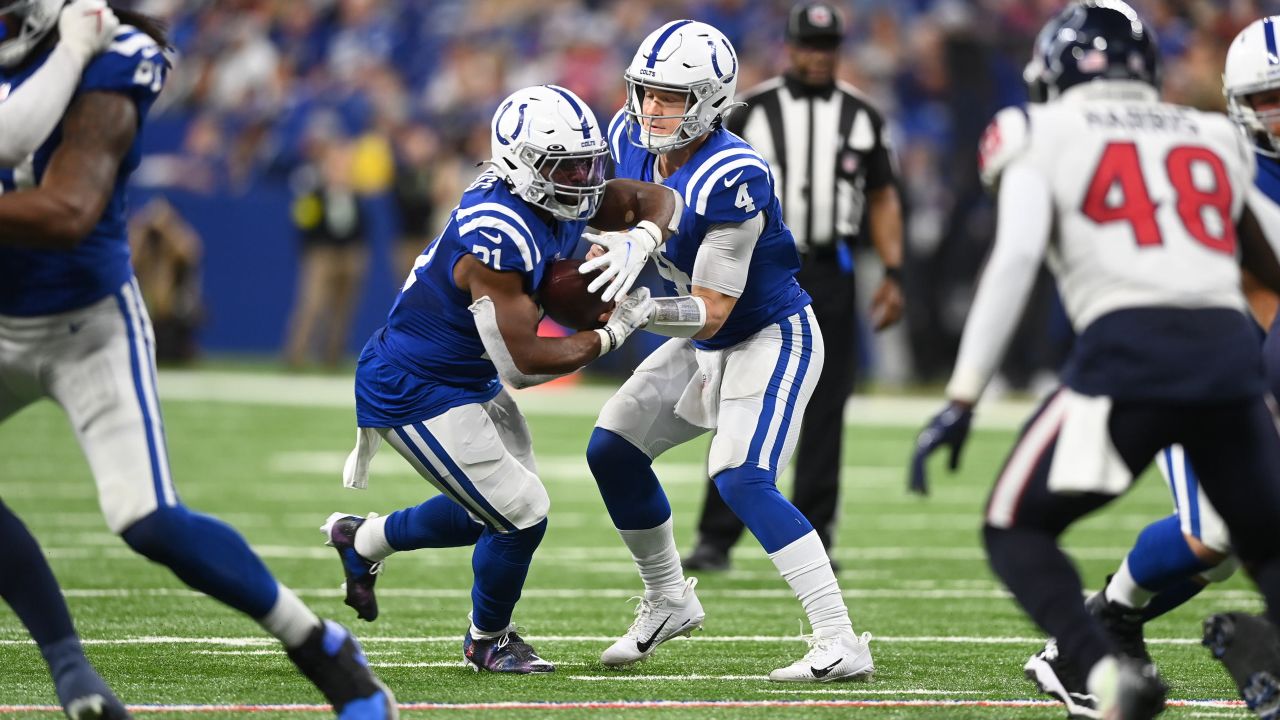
[1081,141,1235,254]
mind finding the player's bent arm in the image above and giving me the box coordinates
[0,91,136,250]
[645,214,761,339]
[593,179,682,241]
[457,255,604,384]
[1240,191,1280,298]
[945,160,1053,404]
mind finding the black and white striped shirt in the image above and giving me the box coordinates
[724,75,896,255]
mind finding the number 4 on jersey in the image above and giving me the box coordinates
[734,182,755,213]
[1081,141,1236,254]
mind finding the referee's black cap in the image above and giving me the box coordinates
[787,2,845,48]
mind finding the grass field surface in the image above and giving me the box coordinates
[0,371,1257,719]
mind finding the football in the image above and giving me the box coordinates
[538,258,614,331]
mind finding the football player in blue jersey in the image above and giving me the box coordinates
[320,84,680,674]
[1017,16,1280,719]
[0,3,397,718]
[578,20,874,682]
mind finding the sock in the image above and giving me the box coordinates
[1117,515,1210,599]
[353,515,395,562]
[470,520,547,633]
[257,583,322,648]
[616,517,686,601]
[468,613,508,640]
[586,429,671,530]
[1139,578,1207,623]
[122,505,279,618]
[0,501,76,647]
[382,495,484,554]
[984,525,1112,675]
[769,530,852,635]
[713,465,812,553]
[1106,558,1156,609]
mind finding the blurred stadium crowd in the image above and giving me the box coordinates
[117,0,1277,382]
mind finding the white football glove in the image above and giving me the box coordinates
[579,220,662,303]
[58,0,120,66]
[595,287,654,357]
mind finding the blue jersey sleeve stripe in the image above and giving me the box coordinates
[109,27,160,57]
[693,157,769,215]
[456,216,534,271]
[456,201,540,266]
[682,148,767,207]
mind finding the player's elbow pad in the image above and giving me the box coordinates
[469,296,568,389]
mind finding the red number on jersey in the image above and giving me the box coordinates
[1080,141,1236,255]
[1166,146,1236,254]
[1080,142,1161,246]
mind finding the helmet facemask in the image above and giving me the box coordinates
[1228,84,1280,158]
[624,74,720,154]
[0,0,61,69]
[511,142,608,221]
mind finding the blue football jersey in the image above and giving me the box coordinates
[1257,152,1280,207]
[0,26,167,316]
[606,109,810,350]
[355,171,586,427]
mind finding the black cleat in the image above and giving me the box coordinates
[45,639,132,720]
[1086,590,1152,664]
[463,627,556,674]
[322,513,383,622]
[1025,639,1100,719]
[1092,656,1168,720]
[681,544,729,572]
[287,620,398,720]
[1203,613,1280,720]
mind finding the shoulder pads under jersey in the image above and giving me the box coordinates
[978,106,1031,190]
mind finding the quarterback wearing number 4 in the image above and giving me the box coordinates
[323,84,680,673]
[912,2,1280,717]
[581,20,874,682]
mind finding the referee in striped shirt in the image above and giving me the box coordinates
[684,1,904,572]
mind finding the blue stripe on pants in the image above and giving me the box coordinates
[114,289,167,509]
[746,319,794,467]
[767,311,814,472]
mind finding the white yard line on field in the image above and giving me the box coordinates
[0,634,1225,647]
[155,369,1039,430]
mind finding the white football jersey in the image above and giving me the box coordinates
[980,88,1255,331]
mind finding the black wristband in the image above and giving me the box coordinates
[884,266,904,284]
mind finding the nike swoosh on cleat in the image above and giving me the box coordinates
[722,170,745,187]
[810,658,844,678]
[635,615,672,653]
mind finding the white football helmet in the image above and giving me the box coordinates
[624,20,743,153]
[0,0,61,68]
[489,84,608,221]
[1224,16,1280,157]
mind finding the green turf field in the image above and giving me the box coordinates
[0,372,1256,719]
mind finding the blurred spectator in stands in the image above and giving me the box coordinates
[284,142,368,369]
[391,123,443,279]
[129,198,204,364]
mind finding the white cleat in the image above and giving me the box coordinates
[600,577,705,667]
[768,629,875,682]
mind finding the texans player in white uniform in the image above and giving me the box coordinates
[581,20,873,682]
[912,3,1280,718]
[0,2,396,718]
[320,85,679,673]
[1017,16,1280,720]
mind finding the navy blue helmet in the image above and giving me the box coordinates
[1024,0,1160,103]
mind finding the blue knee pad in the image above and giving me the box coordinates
[471,519,547,632]
[1126,514,1212,592]
[122,506,278,618]
[586,428,670,530]
[713,465,812,553]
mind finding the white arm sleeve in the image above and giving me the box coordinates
[0,45,87,167]
[691,212,763,298]
[469,296,569,390]
[945,159,1053,403]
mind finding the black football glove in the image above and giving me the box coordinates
[909,402,974,495]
